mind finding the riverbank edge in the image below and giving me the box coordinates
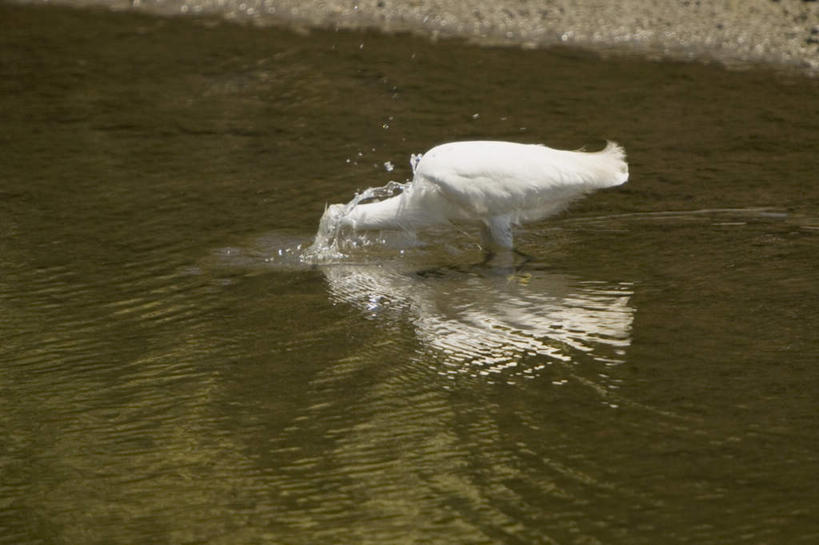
[15,0,819,76]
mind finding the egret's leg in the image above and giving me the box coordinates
[477,216,515,269]
[478,222,534,271]
[480,248,531,270]
[480,216,514,252]
[513,248,533,268]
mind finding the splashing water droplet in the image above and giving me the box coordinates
[301,180,408,263]
[410,153,423,175]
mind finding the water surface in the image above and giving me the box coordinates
[1,4,818,544]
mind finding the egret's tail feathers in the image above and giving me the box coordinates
[597,140,629,187]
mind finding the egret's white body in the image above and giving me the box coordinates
[339,140,628,251]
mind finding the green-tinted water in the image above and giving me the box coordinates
[2,4,818,544]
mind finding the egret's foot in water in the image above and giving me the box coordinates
[514,248,533,268]
[480,247,532,270]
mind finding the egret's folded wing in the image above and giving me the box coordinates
[415,141,627,220]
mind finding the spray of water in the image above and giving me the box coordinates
[300,180,409,263]
[301,152,424,263]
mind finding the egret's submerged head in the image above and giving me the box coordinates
[301,203,349,261]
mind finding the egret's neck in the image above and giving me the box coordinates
[343,183,446,231]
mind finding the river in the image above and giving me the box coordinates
[1,4,818,544]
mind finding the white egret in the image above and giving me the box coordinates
[322,140,628,253]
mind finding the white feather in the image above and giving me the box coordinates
[341,140,628,251]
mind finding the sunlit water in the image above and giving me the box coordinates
[2,4,819,544]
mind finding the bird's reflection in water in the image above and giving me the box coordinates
[322,261,634,389]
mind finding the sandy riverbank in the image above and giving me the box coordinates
[25,0,819,73]
[264,0,819,71]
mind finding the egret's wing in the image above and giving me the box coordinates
[415,141,626,221]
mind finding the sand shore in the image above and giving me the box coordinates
[267,1,818,70]
[31,0,819,73]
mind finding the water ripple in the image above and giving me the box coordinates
[323,263,634,389]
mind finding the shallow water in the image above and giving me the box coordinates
[2,4,819,544]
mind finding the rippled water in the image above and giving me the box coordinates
[2,4,819,544]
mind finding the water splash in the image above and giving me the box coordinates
[301,150,427,263]
[301,180,409,263]
[410,153,423,174]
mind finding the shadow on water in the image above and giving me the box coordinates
[2,3,819,545]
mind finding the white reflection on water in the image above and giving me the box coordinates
[322,262,634,387]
